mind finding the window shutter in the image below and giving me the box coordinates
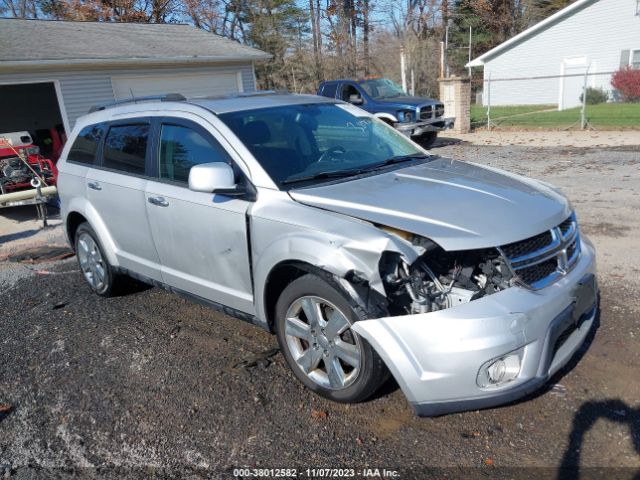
[620,50,630,67]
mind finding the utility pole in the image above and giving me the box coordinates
[580,63,591,130]
[400,46,407,92]
[445,22,450,78]
[468,25,472,78]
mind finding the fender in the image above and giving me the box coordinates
[250,197,420,325]
[64,196,119,267]
[373,112,398,124]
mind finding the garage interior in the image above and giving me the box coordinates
[0,82,66,160]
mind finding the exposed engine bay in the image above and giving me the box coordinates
[380,239,514,315]
[0,155,54,192]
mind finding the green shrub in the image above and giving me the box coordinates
[579,87,609,105]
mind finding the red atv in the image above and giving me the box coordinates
[0,131,58,195]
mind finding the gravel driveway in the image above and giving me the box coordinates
[1,142,638,478]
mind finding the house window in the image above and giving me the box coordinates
[631,50,640,68]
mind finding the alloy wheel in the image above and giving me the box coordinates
[284,296,362,390]
[77,232,107,291]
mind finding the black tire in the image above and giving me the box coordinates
[415,131,438,149]
[274,273,388,403]
[74,222,123,297]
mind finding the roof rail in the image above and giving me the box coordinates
[190,89,289,101]
[88,93,186,113]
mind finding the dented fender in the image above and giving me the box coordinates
[249,189,420,325]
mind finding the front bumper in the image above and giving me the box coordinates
[351,238,598,416]
[395,117,455,137]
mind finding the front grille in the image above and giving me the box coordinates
[420,106,433,120]
[435,104,445,117]
[517,259,558,285]
[501,231,554,260]
[559,218,573,236]
[499,213,580,289]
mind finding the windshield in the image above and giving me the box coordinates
[358,78,407,99]
[219,103,428,188]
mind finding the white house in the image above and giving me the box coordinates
[467,0,640,110]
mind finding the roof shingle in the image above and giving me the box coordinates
[0,18,270,64]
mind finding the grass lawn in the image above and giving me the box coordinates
[470,104,555,124]
[470,103,640,129]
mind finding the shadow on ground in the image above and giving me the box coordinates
[430,136,466,148]
[558,399,640,479]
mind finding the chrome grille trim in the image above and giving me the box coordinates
[417,104,433,121]
[498,213,580,290]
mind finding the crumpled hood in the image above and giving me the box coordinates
[289,158,571,251]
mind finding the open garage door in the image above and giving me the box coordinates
[112,72,241,100]
[0,82,67,161]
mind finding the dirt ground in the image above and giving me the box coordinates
[0,140,639,479]
[455,130,640,148]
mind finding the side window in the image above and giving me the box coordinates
[340,84,361,102]
[68,124,103,164]
[159,124,231,184]
[321,83,338,98]
[103,124,149,175]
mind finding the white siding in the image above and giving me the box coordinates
[0,63,257,129]
[481,0,640,107]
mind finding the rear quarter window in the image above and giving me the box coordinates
[103,124,149,175]
[67,124,104,164]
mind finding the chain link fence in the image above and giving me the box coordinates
[470,71,639,131]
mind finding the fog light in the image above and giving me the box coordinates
[487,355,520,384]
[477,348,524,388]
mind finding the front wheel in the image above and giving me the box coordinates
[414,131,438,149]
[274,273,387,403]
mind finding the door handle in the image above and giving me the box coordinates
[148,196,169,207]
[87,181,102,191]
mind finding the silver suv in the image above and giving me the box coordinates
[58,93,598,416]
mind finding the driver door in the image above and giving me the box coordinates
[340,83,365,105]
[145,116,254,315]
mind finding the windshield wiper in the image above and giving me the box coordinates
[282,155,429,185]
[366,154,430,171]
[281,168,366,185]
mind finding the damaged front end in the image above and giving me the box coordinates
[349,219,598,416]
[379,231,514,316]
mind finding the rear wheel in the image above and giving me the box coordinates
[75,222,122,297]
[275,273,387,403]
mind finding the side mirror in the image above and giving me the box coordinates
[189,162,239,194]
[348,94,364,105]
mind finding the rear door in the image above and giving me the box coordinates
[144,116,254,314]
[86,119,162,281]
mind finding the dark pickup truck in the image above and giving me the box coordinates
[317,78,454,148]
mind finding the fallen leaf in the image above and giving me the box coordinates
[311,409,328,420]
[484,458,494,467]
[0,404,11,413]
